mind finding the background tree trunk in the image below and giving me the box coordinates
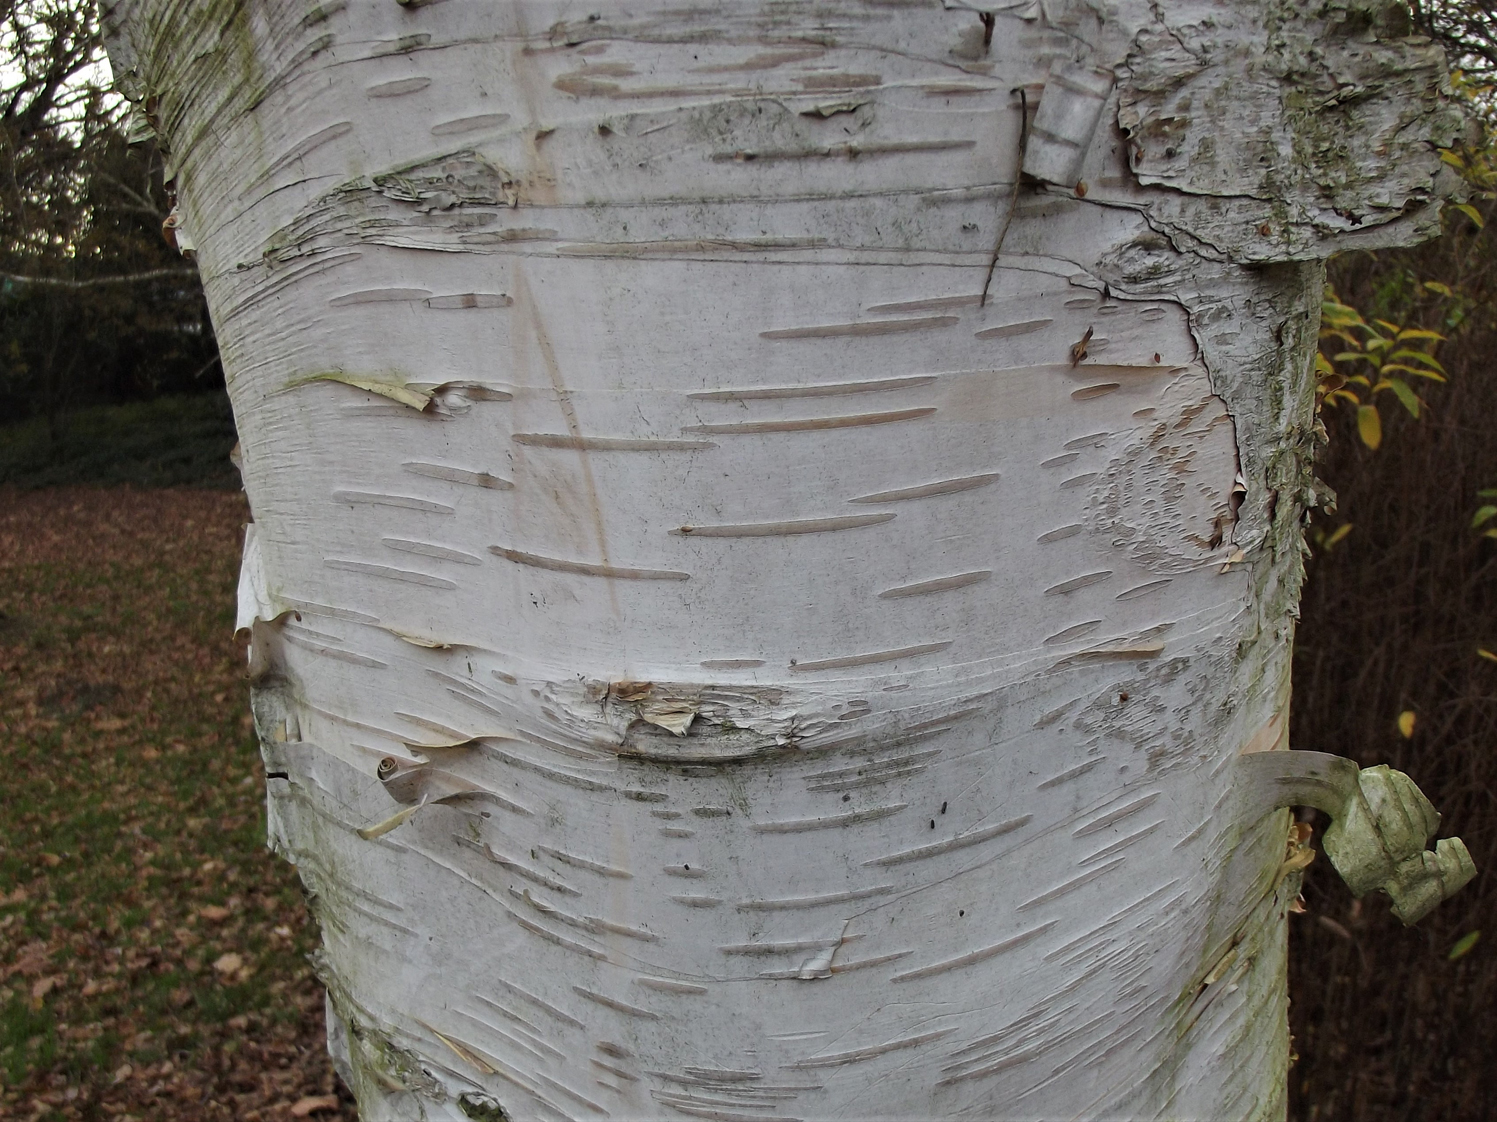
[103,2,1469,1118]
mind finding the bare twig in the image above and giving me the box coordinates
[980,87,1029,308]
[0,265,196,288]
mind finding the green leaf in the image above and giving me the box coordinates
[1423,281,1454,297]
[1387,349,1446,372]
[1332,351,1372,365]
[1473,505,1497,528]
[1396,327,1446,341]
[1384,378,1420,418]
[1380,364,1447,382]
[1454,202,1486,228]
[1357,405,1382,450]
[1449,931,1481,961]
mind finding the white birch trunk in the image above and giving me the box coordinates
[104,2,1473,1118]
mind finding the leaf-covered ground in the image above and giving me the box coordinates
[0,488,354,1121]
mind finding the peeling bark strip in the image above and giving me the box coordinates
[104,1,1468,1119]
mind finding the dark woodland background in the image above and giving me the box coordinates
[2,1,1497,1118]
[1289,239,1497,1117]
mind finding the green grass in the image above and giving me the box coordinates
[0,489,350,1119]
[0,392,239,489]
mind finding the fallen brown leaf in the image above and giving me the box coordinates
[290,1094,340,1117]
[199,904,231,922]
[212,952,243,976]
[12,942,50,976]
[30,975,58,999]
[0,488,346,1118]
[39,852,62,867]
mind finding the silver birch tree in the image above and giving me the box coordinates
[103,1,1475,1118]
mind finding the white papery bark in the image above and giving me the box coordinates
[104,2,1469,1119]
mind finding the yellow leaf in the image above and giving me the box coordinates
[415,1019,497,1074]
[292,371,432,411]
[1387,349,1446,371]
[1439,149,1467,169]
[1357,404,1382,449]
[1324,523,1353,549]
[1449,931,1481,960]
[1454,202,1485,228]
[356,799,424,840]
[1388,367,1447,385]
[1397,710,1416,738]
[1479,648,1497,662]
